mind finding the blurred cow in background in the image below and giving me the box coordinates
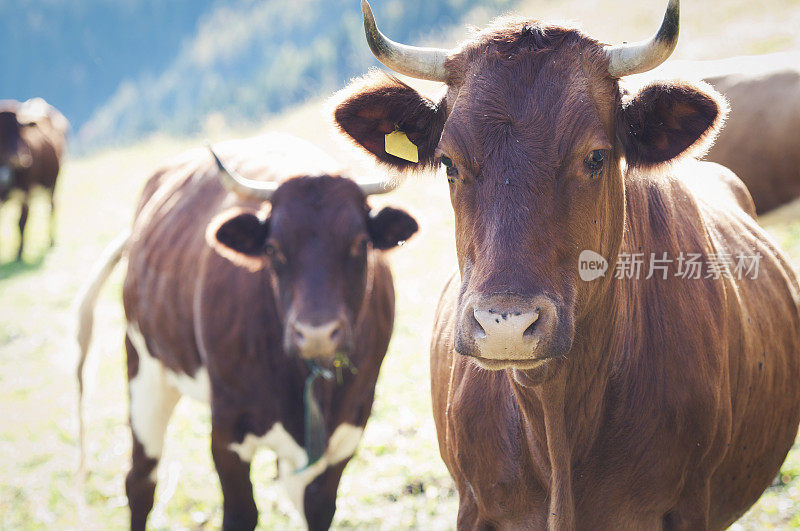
[0,97,68,261]
[627,52,800,215]
[703,53,800,214]
[75,134,418,530]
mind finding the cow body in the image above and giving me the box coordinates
[0,98,68,260]
[333,3,800,528]
[430,159,800,529]
[704,54,800,214]
[79,134,417,530]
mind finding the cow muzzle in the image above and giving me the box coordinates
[287,317,349,361]
[9,152,32,169]
[456,294,568,370]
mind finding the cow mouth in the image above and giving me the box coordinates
[300,349,357,372]
[470,356,553,371]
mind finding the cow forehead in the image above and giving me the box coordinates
[442,21,617,161]
[443,29,615,165]
[443,65,608,173]
[446,18,609,84]
[270,176,368,240]
[0,113,22,153]
[0,112,20,133]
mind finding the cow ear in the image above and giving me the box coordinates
[368,206,419,250]
[206,208,270,272]
[332,70,446,171]
[618,80,728,167]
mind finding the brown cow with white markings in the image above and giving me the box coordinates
[333,0,800,528]
[0,98,68,260]
[75,133,418,530]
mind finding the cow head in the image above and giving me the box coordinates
[0,106,35,198]
[206,149,418,364]
[333,1,726,378]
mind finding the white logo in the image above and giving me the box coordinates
[578,250,608,281]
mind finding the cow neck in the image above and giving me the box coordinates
[354,247,376,330]
[506,283,619,528]
[302,363,335,467]
[300,249,378,468]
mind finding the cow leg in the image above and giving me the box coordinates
[124,335,181,531]
[47,189,56,248]
[456,490,482,530]
[211,425,258,530]
[663,481,711,530]
[303,461,347,531]
[16,193,29,261]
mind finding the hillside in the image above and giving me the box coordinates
[1,0,514,152]
[5,0,797,153]
[0,0,217,134]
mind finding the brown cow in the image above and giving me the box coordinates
[0,97,68,261]
[332,1,800,528]
[74,133,418,530]
[701,54,800,214]
[627,52,800,214]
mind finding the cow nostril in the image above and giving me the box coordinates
[471,309,487,339]
[329,323,343,343]
[522,308,542,338]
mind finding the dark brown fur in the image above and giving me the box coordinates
[110,135,416,530]
[0,98,68,261]
[334,17,800,530]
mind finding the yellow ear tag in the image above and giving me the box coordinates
[384,130,419,163]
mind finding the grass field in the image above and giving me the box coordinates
[2,0,800,528]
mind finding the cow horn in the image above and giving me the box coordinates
[207,143,279,201]
[605,0,679,77]
[357,179,398,196]
[361,0,449,82]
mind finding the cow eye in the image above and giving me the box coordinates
[440,155,459,178]
[264,240,286,265]
[584,150,605,177]
[350,234,369,258]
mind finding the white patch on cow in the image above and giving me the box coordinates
[228,422,363,523]
[127,322,211,462]
[165,366,210,403]
[126,324,181,461]
[281,423,364,518]
[321,423,364,466]
[228,423,305,464]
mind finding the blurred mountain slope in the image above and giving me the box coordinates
[0,0,514,151]
[0,0,217,136]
